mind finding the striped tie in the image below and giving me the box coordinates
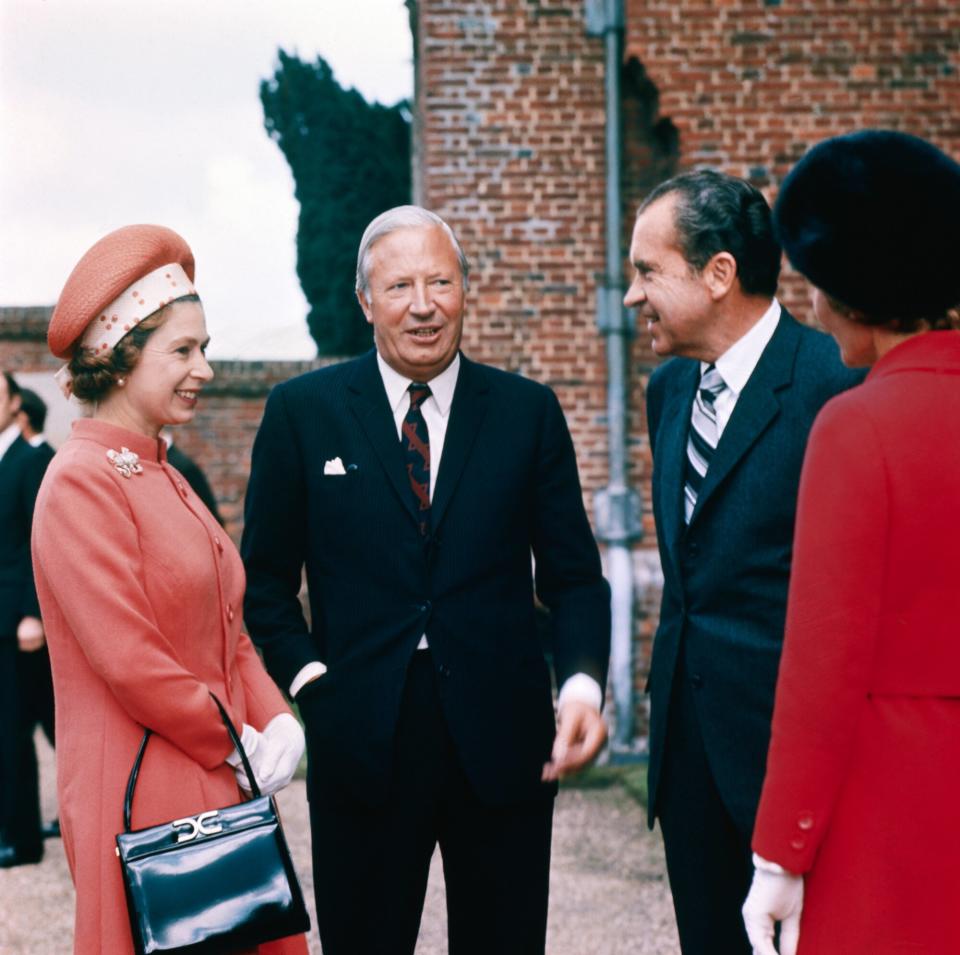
[683,365,726,524]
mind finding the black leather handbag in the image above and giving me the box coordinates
[116,695,310,954]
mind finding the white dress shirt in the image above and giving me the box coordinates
[0,422,21,462]
[291,352,602,713]
[705,299,781,438]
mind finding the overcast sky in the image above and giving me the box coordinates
[0,0,414,359]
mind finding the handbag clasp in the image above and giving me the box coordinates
[172,810,222,843]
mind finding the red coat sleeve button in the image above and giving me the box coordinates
[797,814,814,831]
[789,838,806,851]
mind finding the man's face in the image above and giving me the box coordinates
[357,225,465,381]
[624,194,716,359]
[0,376,21,431]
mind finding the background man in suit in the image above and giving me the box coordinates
[623,171,862,954]
[0,372,50,867]
[14,386,59,840]
[243,205,611,955]
[15,387,56,465]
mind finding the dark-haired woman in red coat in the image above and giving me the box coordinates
[742,131,960,955]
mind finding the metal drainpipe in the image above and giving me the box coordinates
[586,0,643,751]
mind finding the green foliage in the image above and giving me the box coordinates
[261,50,411,355]
[561,762,649,809]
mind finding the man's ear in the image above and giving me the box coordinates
[703,251,737,300]
[356,289,374,325]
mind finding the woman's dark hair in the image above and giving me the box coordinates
[828,292,960,334]
[638,168,782,298]
[68,294,201,402]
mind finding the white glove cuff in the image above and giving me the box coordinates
[752,852,791,876]
[225,723,259,769]
[264,712,302,737]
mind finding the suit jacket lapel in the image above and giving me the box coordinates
[346,351,420,527]
[689,312,802,525]
[656,361,700,573]
[431,355,489,531]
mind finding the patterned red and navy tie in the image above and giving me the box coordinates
[402,382,432,536]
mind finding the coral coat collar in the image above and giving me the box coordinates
[868,329,960,381]
[70,418,168,464]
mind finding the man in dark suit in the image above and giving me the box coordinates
[16,387,56,466]
[243,206,611,955]
[623,171,863,954]
[0,372,50,867]
[14,387,59,840]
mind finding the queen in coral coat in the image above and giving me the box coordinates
[33,224,308,955]
[742,131,960,955]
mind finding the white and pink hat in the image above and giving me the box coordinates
[49,224,198,360]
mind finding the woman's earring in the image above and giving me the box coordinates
[117,377,126,387]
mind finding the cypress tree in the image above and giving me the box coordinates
[261,50,411,355]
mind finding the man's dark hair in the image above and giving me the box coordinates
[639,168,781,297]
[18,387,47,433]
[2,371,20,401]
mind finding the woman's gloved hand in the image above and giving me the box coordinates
[226,713,305,796]
[742,853,804,955]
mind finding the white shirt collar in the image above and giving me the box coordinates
[28,434,46,448]
[0,422,22,461]
[376,351,461,418]
[703,299,781,396]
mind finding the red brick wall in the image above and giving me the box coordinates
[623,0,960,322]
[414,0,612,493]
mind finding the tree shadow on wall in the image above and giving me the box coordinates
[622,57,680,202]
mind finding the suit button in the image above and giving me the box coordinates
[797,814,814,831]
[438,664,451,679]
[790,838,806,851]
[215,536,224,554]
[226,605,235,622]
[418,600,431,613]
[686,540,699,558]
[689,673,704,688]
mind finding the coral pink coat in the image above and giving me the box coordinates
[32,419,307,955]
[753,332,960,953]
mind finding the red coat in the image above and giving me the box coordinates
[753,331,960,954]
[32,419,307,955]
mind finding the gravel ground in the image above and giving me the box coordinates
[0,733,679,954]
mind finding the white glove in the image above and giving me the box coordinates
[226,713,305,796]
[742,854,804,955]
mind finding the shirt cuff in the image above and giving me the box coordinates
[557,672,602,713]
[290,661,328,698]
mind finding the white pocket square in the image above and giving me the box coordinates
[324,456,347,476]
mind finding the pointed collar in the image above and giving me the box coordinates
[705,299,781,396]
[69,418,167,464]
[376,351,461,419]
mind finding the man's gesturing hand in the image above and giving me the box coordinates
[541,701,607,781]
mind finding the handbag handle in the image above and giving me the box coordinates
[123,693,261,833]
